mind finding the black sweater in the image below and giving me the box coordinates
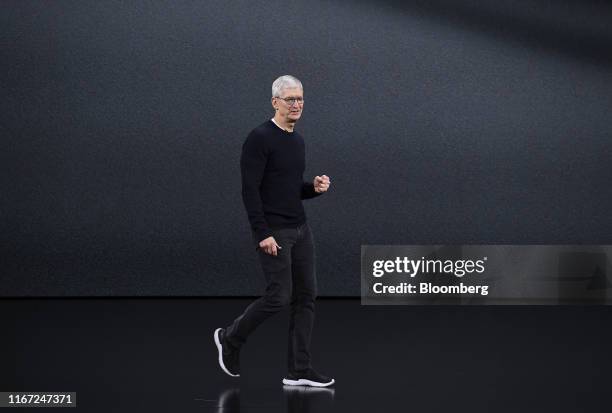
[240,120,321,242]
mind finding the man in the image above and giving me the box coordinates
[214,75,334,387]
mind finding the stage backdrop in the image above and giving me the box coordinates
[3,0,612,296]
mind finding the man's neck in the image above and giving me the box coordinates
[272,115,296,132]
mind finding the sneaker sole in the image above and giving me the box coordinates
[282,378,335,387]
[214,328,239,377]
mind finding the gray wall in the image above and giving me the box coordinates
[2,0,612,296]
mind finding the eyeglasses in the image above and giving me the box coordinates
[274,96,304,106]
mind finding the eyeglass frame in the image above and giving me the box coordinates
[273,96,305,106]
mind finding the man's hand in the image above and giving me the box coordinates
[259,236,282,256]
[314,175,331,193]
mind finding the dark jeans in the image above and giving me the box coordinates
[224,222,317,373]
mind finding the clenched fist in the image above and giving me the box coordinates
[314,175,331,193]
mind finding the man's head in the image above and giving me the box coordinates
[271,75,304,125]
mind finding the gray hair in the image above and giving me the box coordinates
[271,75,303,97]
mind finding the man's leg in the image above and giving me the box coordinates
[283,223,333,386]
[224,228,297,350]
[287,223,317,373]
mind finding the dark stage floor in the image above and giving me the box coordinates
[3,298,612,412]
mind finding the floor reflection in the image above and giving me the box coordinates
[283,385,335,413]
[211,386,335,413]
[215,388,241,412]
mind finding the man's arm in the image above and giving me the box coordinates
[301,181,322,199]
[241,132,273,242]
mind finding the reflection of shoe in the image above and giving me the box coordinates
[283,385,335,397]
[217,388,240,410]
[214,328,240,377]
[282,369,335,387]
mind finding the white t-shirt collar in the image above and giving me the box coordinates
[271,118,291,132]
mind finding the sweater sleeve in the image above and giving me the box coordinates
[301,181,323,200]
[241,132,273,242]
